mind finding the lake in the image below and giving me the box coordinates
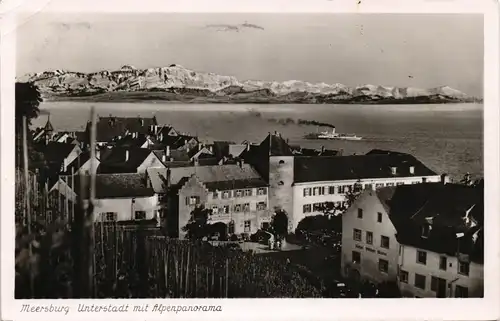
[35,102,484,181]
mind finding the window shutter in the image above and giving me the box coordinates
[185,197,189,205]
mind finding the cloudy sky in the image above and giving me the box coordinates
[16,13,483,96]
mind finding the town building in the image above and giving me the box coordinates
[55,173,159,223]
[341,180,483,298]
[61,151,100,176]
[242,132,441,231]
[86,116,158,146]
[146,163,270,239]
[97,147,165,174]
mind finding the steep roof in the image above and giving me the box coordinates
[61,151,96,175]
[261,132,294,156]
[375,183,484,262]
[90,116,157,142]
[147,163,267,193]
[73,173,154,199]
[38,142,78,164]
[114,134,149,148]
[44,117,54,131]
[294,152,437,183]
[98,147,154,173]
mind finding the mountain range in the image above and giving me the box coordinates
[17,64,481,104]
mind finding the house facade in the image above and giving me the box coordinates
[147,164,271,239]
[340,182,484,298]
[341,189,400,284]
[398,244,483,298]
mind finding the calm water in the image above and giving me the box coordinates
[35,102,483,181]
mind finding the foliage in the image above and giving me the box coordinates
[271,209,288,240]
[376,281,402,298]
[182,206,212,240]
[15,82,44,169]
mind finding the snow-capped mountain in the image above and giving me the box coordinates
[17,65,477,104]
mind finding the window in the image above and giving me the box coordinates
[212,192,219,199]
[243,203,250,211]
[391,167,397,175]
[228,221,235,234]
[357,208,363,219]
[257,202,267,211]
[279,160,285,165]
[187,196,199,205]
[375,183,385,189]
[244,220,251,233]
[386,182,395,187]
[430,276,446,292]
[380,236,390,249]
[365,184,373,190]
[377,212,383,223]
[312,187,324,196]
[396,182,404,185]
[135,211,146,220]
[313,203,322,212]
[352,251,361,264]
[439,256,447,271]
[422,178,427,183]
[211,205,218,215]
[328,186,336,194]
[235,190,242,197]
[378,259,389,273]
[366,231,373,245]
[455,285,468,298]
[353,229,362,242]
[303,204,312,213]
[303,188,311,197]
[458,261,470,276]
[421,224,431,238]
[244,189,253,197]
[257,188,267,195]
[414,274,426,290]
[234,204,242,212]
[103,212,117,222]
[222,191,230,199]
[337,186,344,194]
[417,250,427,265]
[218,207,224,214]
[223,205,229,214]
[400,270,409,283]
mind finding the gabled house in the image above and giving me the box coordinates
[114,133,155,149]
[341,180,484,298]
[36,142,83,174]
[54,173,159,224]
[98,147,165,174]
[60,151,100,176]
[147,164,270,239]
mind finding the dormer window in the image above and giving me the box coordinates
[409,166,415,174]
[391,167,397,175]
[421,224,431,238]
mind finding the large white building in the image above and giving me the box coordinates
[341,181,484,298]
[242,133,442,232]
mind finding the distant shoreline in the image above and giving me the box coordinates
[42,91,482,105]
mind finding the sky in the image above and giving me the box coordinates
[16,13,483,96]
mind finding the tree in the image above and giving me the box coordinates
[15,82,43,168]
[345,180,363,207]
[182,206,211,240]
[271,209,288,241]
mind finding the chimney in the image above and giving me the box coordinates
[409,166,415,175]
[166,167,171,189]
[140,118,144,126]
[162,154,166,162]
[441,173,450,185]
[198,142,203,151]
[209,145,213,153]
[159,133,164,141]
[321,146,325,153]
[194,158,199,166]
[166,145,170,157]
[246,142,250,151]
[125,150,129,162]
